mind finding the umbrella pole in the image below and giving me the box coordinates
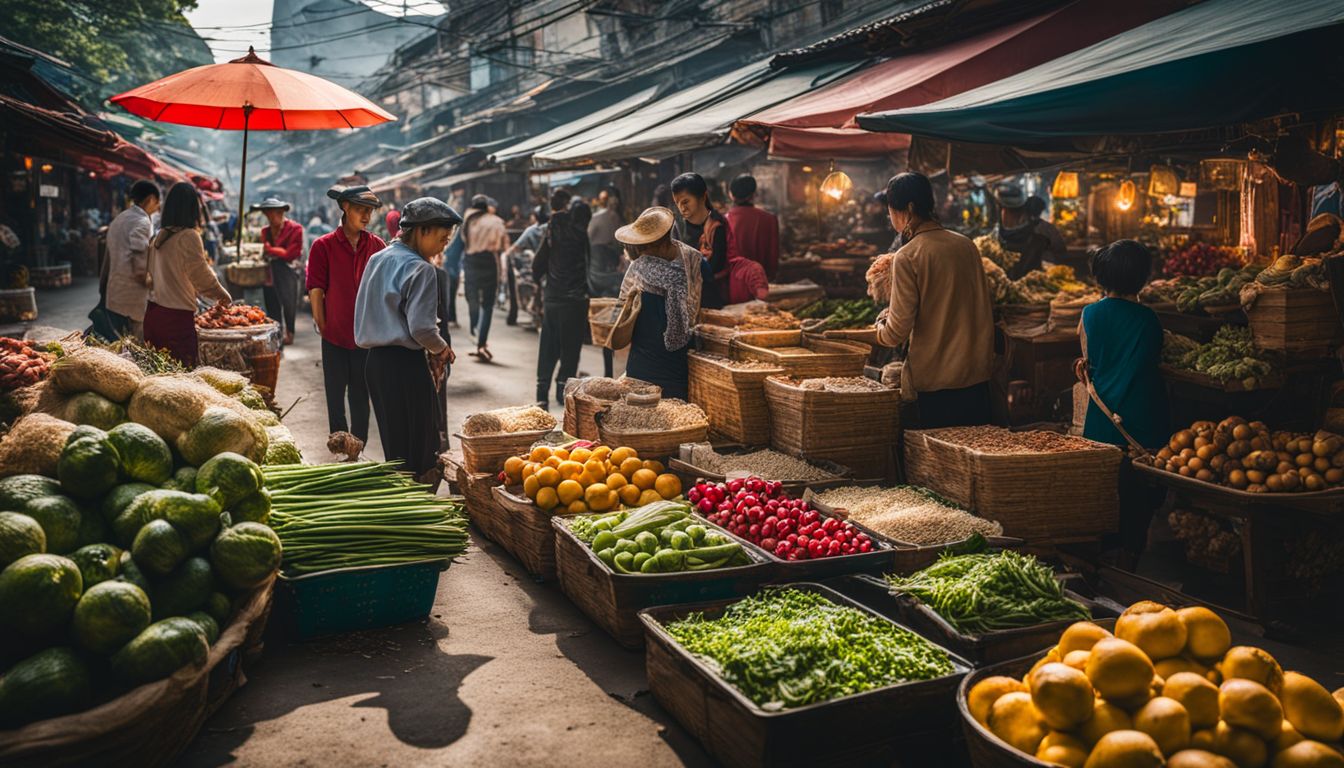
[236,104,253,261]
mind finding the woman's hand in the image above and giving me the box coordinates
[215,297,231,309]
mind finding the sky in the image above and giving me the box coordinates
[185,0,443,63]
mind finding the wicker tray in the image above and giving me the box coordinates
[491,485,563,581]
[639,583,971,768]
[454,427,553,475]
[786,443,895,483]
[903,429,1122,544]
[551,516,774,649]
[273,559,447,639]
[1133,460,1344,515]
[668,451,854,495]
[1245,287,1342,356]
[730,332,867,379]
[763,375,900,454]
[595,410,709,461]
[687,352,784,444]
[818,327,879,345]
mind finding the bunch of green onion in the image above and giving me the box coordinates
[263,462,469,575]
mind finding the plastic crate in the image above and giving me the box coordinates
[273,559,447,639]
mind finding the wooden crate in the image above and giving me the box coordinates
[730,332,867,379]
[639,583,971,768]
[687,352,783,444]
[903,429,1122,544]
[1245,287,1342,356]
[551,517,774,649]
[763,376,900,453]
[454,427,552,475]
[490,486,562,581]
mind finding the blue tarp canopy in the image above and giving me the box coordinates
[855,0,1344,143]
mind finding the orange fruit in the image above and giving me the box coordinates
[569,447,592,463]
[611,446,637,466]
[606,473,627,490]
[535,467,560,488]
[637,489,663,506]
[586,483,612,511]
[643,459,665,474]
[521,462,538,481]
[529,446,552,462]
[503,456,525,480]
[566,500,588,515]
[607,490,619,511]
[631,468,657,491]
[578,471,602,488]
[552,447,570,461]
[543,456,562,469]
[535,487,560,511]
[522,474,541,499]
[590,446,612,462]
[583,459,605,478]
[619,457,643,477]
[557,460,584,480]
[557,480,584,505]
[618,484,641,507]
[654,473,682,499]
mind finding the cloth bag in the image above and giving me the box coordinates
[588,293,640,350]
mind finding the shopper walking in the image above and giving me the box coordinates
[460,195,509,360]
[873,172,993,428]
[255,197,303,345]
[102,179,160,339]
[144,182,231,367]
[354,197,460,480]
[443,218,463,327]
[532,192,590,406]
[670,172,730,309]
[589,186,625,377]
[615,207,702,400]
[724,174,780,280]
[504,204,550,330]
[307,185,386,445]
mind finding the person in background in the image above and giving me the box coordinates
[443,213,464,328]
[532,191,590,407]
[994,183,1049,280]
[431,248,453,450]
[460,194,510,360]
[725,247,769,305]
[504,204,550,330]
[651,184,673,210]
[255,197,303,345]
[505,204,526,230]
[354,197,460,482]
[144,182,231,367]
[1077,240,1169,565]
[1025,195,1068,264]
[385,209,401,241]
[102,179,160,339]
[614,207,702,400]
[307,185,386,446]
[670,172,730,309]
[874,172,994,428]
[724,174,779,281]
[588,185,625,377]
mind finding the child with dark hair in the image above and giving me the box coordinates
[1078,238,1170,563]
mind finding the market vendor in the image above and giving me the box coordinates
[144,182,231,367]
[307,184,386,446]
[253,197,303,345]
[874,172,993,428]
[994,183,1050,280]
[615,206,702,400]
[670,172,729,309]
[355,197,460,482]
[1077,239,1169,565]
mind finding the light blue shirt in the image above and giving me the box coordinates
[353,240,448,353]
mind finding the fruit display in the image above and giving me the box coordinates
[965,599,1344,767]
[663,588,955,710]
[0,336,53,392]
[886,551,1090,634]
[503,444,682,514]
[195,303,271,329]
[1239,254,1332,308]
[977,233,1021,273]
[565,500,749,574]
[795,298,881,330]
[1145,417,1344,493]
[263,462,468,575]
[1162,327,1277,388]
[689,477,875,561]
[1164,242,1242,277]
[1166,266,1262,313]
[814,485,1003,546]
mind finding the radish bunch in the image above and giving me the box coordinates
[688,477,874,561]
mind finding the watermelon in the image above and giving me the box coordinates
[177,408,258,467]
[205,592,232,625]
[116,550,151,594]
[209,521,281,590]
[58,433,121,500]
[107,423,174,486]
[151,556,214,620]
[0,512,45,569]
[185,611,220,644]
[0,647,93,727]
[72,580,151,655]
[111,489,212,548]
[64,391,127,430]
[162,466,198,493]
[68,543,122,587]
[195,452,263,509]
[109,617,209,688]
[100,482,155,525]
[75,501,108,548]
[229,488,271,525]
[131,519,188,576]
[0,554,82,640]
[160,492,221,551]
[22,495,82,554]
[0,474,62,509]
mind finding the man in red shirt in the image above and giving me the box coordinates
[724,174,780,281]
[254,197,305,345]
[306,185,385,443]
[726,252,770,305]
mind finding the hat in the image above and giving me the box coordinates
[326,185,382,208]
[615,206,675,245]
[994,182,1026,209]
[250,197,289,212]
[469,194,490,211]
[398,197,462,228]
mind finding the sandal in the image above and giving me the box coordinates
[476,346,493,361]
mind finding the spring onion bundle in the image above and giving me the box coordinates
[885,551,1089,635]
[263,462,469,574]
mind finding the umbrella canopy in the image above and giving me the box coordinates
[110,48,395,130]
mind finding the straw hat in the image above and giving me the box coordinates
[615,206,675,245]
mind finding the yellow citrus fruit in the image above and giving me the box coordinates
[1273,741,1344,768]
[606,473,627,490]
[1086,638,1156,702]
[1164,672,1221,731]
[968,676,1024,726]
[631,468,657,491]
[1036,732,1088,768]
[619,457,643,477]
[1063,650,1091,671]
[1060,621,1113,657]
[583,459,606,478]
[566,500,588,515]
[1166,750,1236,768]
[1280,671,1344,742]
[585,483,612,511]
[557,460,584,480]
[1117,601,1188,662]
[637,489,663,506]
[529,446,552,462]
[522,475,541,499]
[1079,700,1134,748]
[1030,663,1095,731]
[1134,696,1192,756]
[1176,606,1231,661]
[543,456,562,469]
[569,447,592,463]
[522,462,538,480]
[1222,646,1284,694]
[1085,731,1164,768]
[618,484,641,507]
[610,446,637,465]
[535,486,560,511]
[607,490,619,511]
[556,480,584,506]
[1220,679,1284,740]
[654,473,682,499]
[578,471,602,487]
[643,459,665,474]
[1212,721,1267,768]
[553,447,570,461]
[988,691,1047,756]
[535,467,560,488]
[590,446,611,462]
[504,456,525,480]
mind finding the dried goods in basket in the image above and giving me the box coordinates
[686,352,782,443]
[763,375,900,454]
[730,332,867,379]
[596,399,708,460]
[562,376,659,441]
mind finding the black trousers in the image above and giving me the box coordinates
[506,266,519,325]
[447,273,460,324]
[366,345,439,476]
[537,300,587,403]
[321,339,370,442]
[914,380,993,429]
[263,262,298,334]
[463,252,497,345]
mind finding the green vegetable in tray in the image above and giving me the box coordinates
[885,551,1089,635]
[570,501,747,575]
[1163,325,1278,388]
[665,588,954,710]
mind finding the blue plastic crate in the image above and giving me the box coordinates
[274,559,448,639]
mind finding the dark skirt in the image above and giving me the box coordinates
[365,345,440,476]
[624,290,689,400]
[144,301,199,367]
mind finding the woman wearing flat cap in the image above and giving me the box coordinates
[614,206,702,400]
[354,197,461,481]
[252,196,304,345]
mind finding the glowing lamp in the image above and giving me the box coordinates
[1051,171,1080,199]
[1115,180,1137,211]
[820,170,852,202]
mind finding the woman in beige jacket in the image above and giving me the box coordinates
[143,182,231,366]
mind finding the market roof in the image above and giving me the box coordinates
[489,86,660,166]
[855,0,1344,143]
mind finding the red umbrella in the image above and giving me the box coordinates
[110,47,396,257]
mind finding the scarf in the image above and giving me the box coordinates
[627,243,699,351]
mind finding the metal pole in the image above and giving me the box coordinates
[236,103,253,260]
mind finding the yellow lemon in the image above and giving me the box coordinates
[529,446,552,462]
[1167,749,1237,768]
[968,676,1024,726]
[522,474,541,499]
[569,447,592,463]
[607,490,618,511]
[1219,679,1284,740]
[557,460,585,481]
[543,456,562,469]
[618,484,641,507]
[1030,663,1096,731]
[566,499,588,515]
[1080,699,1135,747]
[583,459,605,478]
[606,473,627,490]
[552,447,570,461]
[1134,696,1192,756]
[643,459,665,474]
[535,486,559,511]
[1272,740,1344,768]
[522,462,538,481]
[503,456,525,481]
[1222,647,1284,694]
[535,466,560,488]
[1083,730,1164,768]
[585,483,612,511]
[1060,621,1114,657]
[556,480,584,506]
[1087,638,1156,702]
[988,691,1047,756]
[1280,671,1344,742]
[631,468,658,491]
[590,445,611,462]
[1117,601,1188,662]
[1064,650,1092,671]
[1037,732,1088,768]
[610,446,637,465]
[1164,672,1221,730]
[654,473,682,499]
[619,457,644,477]
[637,489,663,506]
[1212,721,1267,768]
[1176,606,1231,661]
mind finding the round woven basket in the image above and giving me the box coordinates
[226,262,270,288]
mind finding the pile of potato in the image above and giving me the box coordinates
[1148,417,1344,493]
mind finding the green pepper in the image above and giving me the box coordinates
[702,532,728,547]
[635,531,659,555]
[640,554,662,573]
[613,551,635,573]
[655,548,685,572]
[670,531,692,550]
[686,524,706,544]
[592,531,617,552]
[632,552,652,571]
[615,538,640,555]
[684,542,742,564]
[686,557,730,571]
[597,548,616,567]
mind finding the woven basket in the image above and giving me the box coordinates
[819,327,879,346]
[454,464,507,545]
[903,429,1122,544]
[454,427,552,475]
[763,376,901,454]
[731,331,867,379]
[596,411,709,461]
[491,486,562,581]
[784,443,894,482]
[1245,287,1342,356]
[225,262,270,288]
[694,324,736,356]
[563,378,661,442]
[687,352,783,444]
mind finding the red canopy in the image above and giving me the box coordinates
[735,1,1188,158]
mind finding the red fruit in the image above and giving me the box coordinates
[761,537,777,550]
[748,523,761,538]
[697,499,715,514]
[808,541,824,557]
[858,541,872,553]
[760,523,775,538]
[746,477,765,493]
[727,478,744,494]
[828,540,842,555]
